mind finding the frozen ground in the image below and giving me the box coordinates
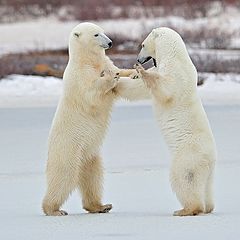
[0,73,240,108]
[0,11,240,56]
[0,105,240,240]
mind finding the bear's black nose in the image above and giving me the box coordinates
[108,42,113,48]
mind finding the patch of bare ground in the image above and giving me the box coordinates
[0,47,239,87]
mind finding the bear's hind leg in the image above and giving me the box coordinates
[42,163,77,216]
[171,166,207,216]
[78,155,112,213]
[204,172,214,213]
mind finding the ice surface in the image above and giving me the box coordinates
[0,105,240,240]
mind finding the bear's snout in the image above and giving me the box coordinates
[108,42,113,48]
[137,56,152,65]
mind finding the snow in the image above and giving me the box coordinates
[1,105,240,240]
[0,11,240,56]
[0,19,77,56]
[0,75,62,107]
[198,73,240,105]
[0,73,240,108]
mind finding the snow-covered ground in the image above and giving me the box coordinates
[0,9,240,56]
[0,75,62,107]
[198,73,240,105]
[1,105,240,240]
[0,73,240,108]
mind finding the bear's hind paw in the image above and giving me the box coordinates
[84,203,112,214]
[99,204,112,213]
[45,210,68,216]
[173,208,203,216]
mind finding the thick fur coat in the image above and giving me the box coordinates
[42,22,149,216]
[136,27,217,216]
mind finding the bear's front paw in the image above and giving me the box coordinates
[114,72,120,81]
[129,69,139,79]
[100,70,105,77]
[103,72,119,94]
[134,63,145,74]
[100,69,114,78]
[131,75,139,79]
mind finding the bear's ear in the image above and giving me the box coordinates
[152,29,159,39]
[73,32,81,38]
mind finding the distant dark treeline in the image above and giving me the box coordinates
[1,0,238,5]
[0,0,239,21]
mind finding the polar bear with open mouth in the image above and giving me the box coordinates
[135,27,217,216]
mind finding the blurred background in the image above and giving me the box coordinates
[0,0,240,96]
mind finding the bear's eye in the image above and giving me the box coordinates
[74,33,80,38]
[94,34,99,37]
[142,44,145,48]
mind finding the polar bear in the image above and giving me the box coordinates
[135,27,217,216]
[42,22,150,216]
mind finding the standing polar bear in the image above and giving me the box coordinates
[135,27,217,216]
[42,22,150,216]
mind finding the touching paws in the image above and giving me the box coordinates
[134,63,159,89]
[100,70,119,94]
[128,63,145,79]
[128,69,139,79]
[134,63,145,74]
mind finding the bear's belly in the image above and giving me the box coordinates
[160,117,192,153]
[49,108,112,159]
[155,106,196,152]
[156,104,214,156]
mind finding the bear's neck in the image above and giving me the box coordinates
[156,45,191,75]
[69,46,105,68]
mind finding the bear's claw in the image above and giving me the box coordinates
[134,63,145,73]
[100,70,105,77]
[99,204,112,213]
[46,210,68,216]
[84,204,112,213]
[114,73,120,80]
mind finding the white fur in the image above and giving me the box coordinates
[42,22,150,216]
[137,27,217,216]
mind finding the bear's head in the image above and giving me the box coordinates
[69,22,112,53]
[137,27,184,67]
